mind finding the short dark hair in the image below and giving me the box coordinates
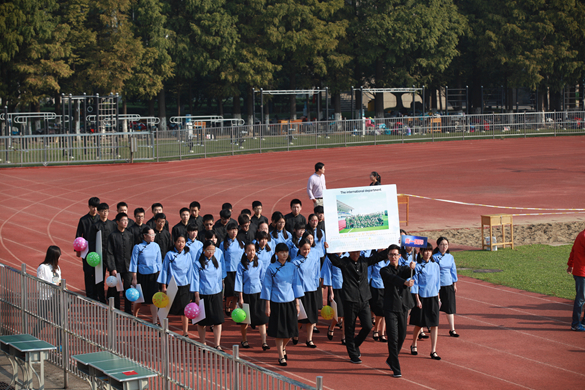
[240,208,251,216]
[238,214,250,225]
[290,198,302,208]
[88,197,101,207]
[41,245,61,269]
[252,201,262,209]
[116,202,128,210]
[154,213,166,221]
[315,162,324,172]
[294,222,305,231]
[314,205,324,214]
[179,207,189,215]
[151,203,163,211]
[222,203,232,210]
[187,224,198,232]
[388,244,401,252]
[189,201,201,209]
[115,213,128,221]
[141,226,152,235]
[203,214,214,223]
[134,207,145,216]
[220,209,231,219]
[204,230,216,240]
[97,203,109,211]
[226,221,238,231]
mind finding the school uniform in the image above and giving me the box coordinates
[87,219,117,303]
[328,250,387,361]
[269,229,294,250]
[284,213,306,234]
[250,215,268,231]
[221,239,246,298]
[126,218,135,229]
[186,238,203,256]
[261,261,305,338]
[188,215,203,232]
[433,252,458,314]
[235,260,268,326]
[75,212,99,300]
[129,241,162,304]
[157,247,193,316]
[191,252,225,326]
[213,220,230,242]
[409,260,441,328]
[236,229,254,245]
[147,217,169,232]
[154,228,172,259]
[106,228,135,313]
[399,250,415,267]
[293,250,321,324]
[320,256,345,317]
[288,238,303,260]
[256,245,274,272]
[171,222,189,242]
[369,259,391,317]
[128,223,146,245]
[381,264,415,376]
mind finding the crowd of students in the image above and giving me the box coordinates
[73,195,459,376]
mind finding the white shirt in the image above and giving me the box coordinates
[37,263,61,299]
[307,173,326,200]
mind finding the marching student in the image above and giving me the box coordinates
[213,208,232,242]
[153,213,172,259]
[130,227,162,324]
[284,199,306,233]
[321,253,345,344]
[87,203,117,303]
[289,223,306,259]
[172,207,191,241]
[128,208,146,245]
[235,243,270,350]
[197,214,215,242]
[221,221,246,316]
[105,213,135,314]
[254,231,273,271]
[75,196,100,300]
[250,201,269,230]
[270,212,293,249]
[186,224,203,255]
[147,203,169,231]
[433,237,459,337]
[158,235,193,337]
[369,251,391,343]
[261,243,305,366]
[237,214,254,245]
[410,243,441,360]
[116,202,135,228]
[188,201,203,232]
[191,241,225,349]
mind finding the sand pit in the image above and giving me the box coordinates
[413,221,584,250]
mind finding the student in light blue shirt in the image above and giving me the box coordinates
[321,254,345,344]
[261,243,304,367]
[235,243,269,350]
[432,237,459,337]
[202,230,225,278]
[186,225,203,255]
[289,222,305,259]
[270,212,293,250]
[191,240,225,350]
[307,213,326,260]
[221,222,245,316]
[157,235,193,337]
[130,226,162,324]
[409,243,441,361]
[254,231,273,272]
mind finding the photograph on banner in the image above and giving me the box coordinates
[324,184,400,253]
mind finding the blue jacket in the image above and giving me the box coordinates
[432,252,458,286]
[411,260,440,298]
[260,261,304,303]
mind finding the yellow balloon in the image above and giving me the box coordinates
[321,305,334,320]
[152,292,169,308]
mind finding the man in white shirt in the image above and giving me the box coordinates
[307,162,326,206]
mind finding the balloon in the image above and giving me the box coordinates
[86,252,101,267]
[184,302,200,319]
[73,237,88,252]
[106,276,118,288]
[125,288,140,302]
[231,308,246,323]
[321,305,334,320]
[152,292,170,308]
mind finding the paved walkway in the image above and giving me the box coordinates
[0,354,89,389]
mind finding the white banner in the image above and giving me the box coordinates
[323,184,401,253]
[95,230,104,284]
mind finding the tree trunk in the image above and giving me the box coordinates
[122,98,128,132]
[333,93,341,120]
[246,86,254,125]
[233,94,241,119]
[217,98,224,116]
[289,72,296,120]
[177,84,181,116]
[148,98,155,117]
[375,59,384,118]
[158,88,167,131]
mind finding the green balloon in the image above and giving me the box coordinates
[86,252,101,267]
[231,308,246,323]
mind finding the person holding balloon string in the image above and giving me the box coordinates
[191,240,226,350]
[321,252,345,344]
[106,213,135,314]
[292,234,321,348]
[234,242,270,350]
[129,226,163,324]
[157,235,194,337]
[261,243,305,366]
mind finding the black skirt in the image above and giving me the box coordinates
[369,286,385,317]
[168,285,192,316]
[224,271,236,297]
[197,292,225,326]
[137,272,159,304]
[243,292,268,326]
[298,290,319,324]
[332,288,345,318]
[409,296,439,328]
[267,301,299,339]
[439,284,457,314]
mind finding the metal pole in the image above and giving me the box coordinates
[360,87,363,119]
[115,93,120,132]
[4,106,8,162]
[162,319,170,390]
[350,87,354,120]
[252,88,256,126]
[422,86,426,115]
[412,85,415,117]
[466,86,469,115]
[260,89,264,125]
[61,279,68,388]
[232,345,240,390]
[445,86,449,114]
[96,93,101,159]
[481,86,484,114]
[325,87,329,122]
[316,376,324,390]
[21,263,27,334]
[107,297,114,351]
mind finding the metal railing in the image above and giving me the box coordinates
[1,111,584,166]
[0,262,322,389]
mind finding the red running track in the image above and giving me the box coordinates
[1,136,584,388]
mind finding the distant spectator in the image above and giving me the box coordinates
[568,228,585,331]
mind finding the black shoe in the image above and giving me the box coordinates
[283,349,287,360]
[449,330,460,337]
[372,331,380,341]
[380,335,388,343]
[410,345,418,355]
[313,326,320,334]
[393,373,402,378]
[240,341,250,349]
[327,328,334,341]
[336,321,343,329]
[262,343,270,351]
[418,332,429,340]
[250,325,256,330]
[278,358,287,366]
[306,340,317,348]
[349,357,362,364]
[430,351,441,360]
[292,337,299,345]
[341,339,346,345]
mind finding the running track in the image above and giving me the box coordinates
[1,136,584,389]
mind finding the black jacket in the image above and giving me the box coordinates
[328,250,387,303]
[380,264,415,312]
[106,229,134,273]
[75,213,100,240]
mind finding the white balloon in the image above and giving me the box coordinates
[106,275,117,288]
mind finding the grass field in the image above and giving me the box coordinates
[455,244,575,300]
[340,215,389,234]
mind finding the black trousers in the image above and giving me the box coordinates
[107,272,133,314]
[385,310,408,375]
[343,300,373,360]
[84,259,106,303]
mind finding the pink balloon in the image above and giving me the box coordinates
[184,303,200,319]
[73,237,88,252]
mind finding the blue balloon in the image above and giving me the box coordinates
[125,288,140,302]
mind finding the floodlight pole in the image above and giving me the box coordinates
[260,89,264,125]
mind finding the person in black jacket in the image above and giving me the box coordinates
[75,197,100,299]
[106,213,134,314]
[87,203,117,303]
[380,244,416,378]
[328,249,387,364]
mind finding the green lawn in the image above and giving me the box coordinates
[455,244,575,300]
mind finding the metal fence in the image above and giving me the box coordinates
[0,262,322,389]
[1,111,584,167]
